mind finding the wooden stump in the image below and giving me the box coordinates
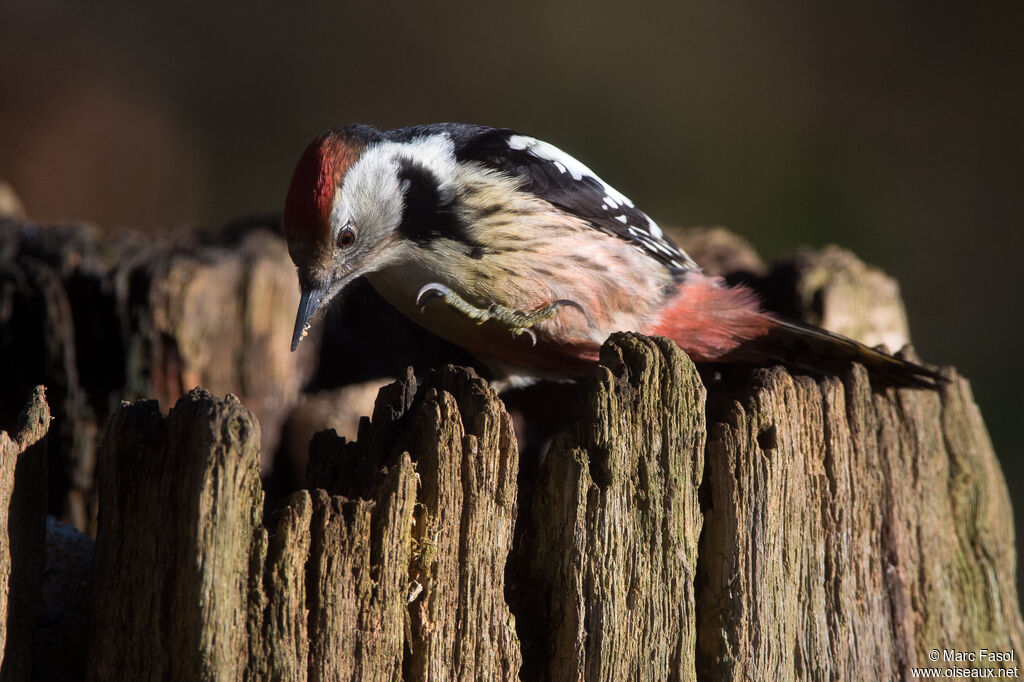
[64,339,1022,681]
[2,218,1021,680]
[524,335,704,682]
[83,366,524,681]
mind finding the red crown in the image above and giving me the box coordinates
[283,130,364,248]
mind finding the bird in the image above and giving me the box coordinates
[282,123,943,390]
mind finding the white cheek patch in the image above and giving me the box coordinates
[338,133,460,238]
[340,151,405,238]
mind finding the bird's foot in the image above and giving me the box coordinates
[415,283,586,346]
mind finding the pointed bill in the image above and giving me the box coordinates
[290,284,328,351]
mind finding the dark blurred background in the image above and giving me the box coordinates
[1,2,1020,522]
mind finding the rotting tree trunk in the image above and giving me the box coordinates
[71,336,1022,681]
[0,220,320,531]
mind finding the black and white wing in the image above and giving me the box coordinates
[443,125,700,275]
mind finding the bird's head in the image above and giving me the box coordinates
[283,125,412,351]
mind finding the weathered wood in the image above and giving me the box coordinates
[88,389,263,681]
[524,334,705,682]
[306,366,523,682]
[85,365,522,681]
[697,363,1023,680]
[774,245,913,350]
[3,218,1021,681]
[402,368,521,682]
[248,455,418,682]
[132,229,316,469]
[0,386,50,682]
[0,220,319,530]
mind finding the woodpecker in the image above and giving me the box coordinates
[283,123,942,389]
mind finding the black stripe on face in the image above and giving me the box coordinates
[396,157,487,257]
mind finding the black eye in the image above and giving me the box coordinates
[337,226,356,248]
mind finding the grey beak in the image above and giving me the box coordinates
[290,285,328,351]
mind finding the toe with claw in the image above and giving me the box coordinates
[415,282,589,345]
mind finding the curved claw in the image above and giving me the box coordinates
[550,299,596,329]
[517,327,538,346]
[416,282,453,312]
[550,299,585,314]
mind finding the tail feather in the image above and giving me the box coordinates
[731,317,946,389]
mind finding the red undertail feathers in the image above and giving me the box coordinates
[647,275,773,363]
[649,274,944,389]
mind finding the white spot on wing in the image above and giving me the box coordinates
[506,134,636,209]
[507,135,530,151]
[508,133,697,272]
